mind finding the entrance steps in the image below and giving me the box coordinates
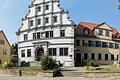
[30,61,41,67]
[56,67,85,77]
[56,71,84,77]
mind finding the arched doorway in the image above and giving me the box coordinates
[35,48,44,61]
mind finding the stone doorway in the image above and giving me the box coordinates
[35,48,44,61]
[75,53,82,67]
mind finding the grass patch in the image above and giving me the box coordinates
[9,67,42,71]
[85,65,120,72]
[8,67,59,71]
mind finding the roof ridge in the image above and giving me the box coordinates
[80,22,99,25]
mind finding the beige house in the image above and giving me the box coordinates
[0,30,11,67]
[75,22,120,66]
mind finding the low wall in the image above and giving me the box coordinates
[0,69,57,78]
[85,72,120,78]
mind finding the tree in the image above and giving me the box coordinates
[11,43,18,67]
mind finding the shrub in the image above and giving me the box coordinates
[2,61,12,69]
[40,55,59,70]
[89,60,94,66]
[84,61,94,66]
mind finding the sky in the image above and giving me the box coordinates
[0,0,120,44]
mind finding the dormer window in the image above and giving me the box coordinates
[98,29,103,35]
[105,30,110,36]
[115,33,120,39]
[45,5,49,10]
[84,28,89,35]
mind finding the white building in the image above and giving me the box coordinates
[16,0,76,67]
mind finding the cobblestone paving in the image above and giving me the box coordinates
[0,75,120,80]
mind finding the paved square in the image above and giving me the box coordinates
[0,75,120,80]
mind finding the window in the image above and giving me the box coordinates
[105,54,108,60]
[37,19,41,25]
[29,20,33,26]
[45,17,49,23]
[88,40,95,47]
[105,30,110,36]
[49,48,56,56]
[27,49,31,57]
[37,32,40,39]
[102,42,108,48]
[60,30,65,37]
[109,43,114,48]
[0,40,4,44]
[83,40,88,46]
[60,48,68,56]
[45,31,53,38]
[76,40,80,46]
[98,29,103,35]
[84,29,89,35]
[45,5,49,10]
[21,50,25,57]
[84,53,88,59]
[33,33,36,39]
[98,53,102,60]
[50,31,53,37]
[96,41,102,47]
[111,54,114,60]
[37,6,41,12]
[53,16,57,22]
[3,49,7,55]
[91,53,95,60]
[0,60,1,64]
[115,44,119,49]
[24,34,28,41]
[45,31,49,38]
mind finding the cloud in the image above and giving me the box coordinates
[0,0,9,11]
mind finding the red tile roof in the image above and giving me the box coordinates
[110,27,119,35]
[76,22,99,36]
[76,22,120,41]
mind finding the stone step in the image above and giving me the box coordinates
[30,61,41,67]
[56,71,84,77]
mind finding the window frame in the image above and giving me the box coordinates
[37,6,41,12]
[33,33,37,40]
[60,30,65,37]
[98,53,102,60]
[98,29,103,35]
[27,49,31,57]
[60,48,68,56]
[105,30,110,36]
[84,53,88,60]
[105,54,108,60]
[21,50,25,58]
[111,54,114,60]
[45,5,49,10]
[3,49,7,55]
[91,53,95,60]
[24,34,28,41]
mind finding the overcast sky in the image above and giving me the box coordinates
[0,0,120,44]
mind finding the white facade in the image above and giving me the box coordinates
[16,0,75,67]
